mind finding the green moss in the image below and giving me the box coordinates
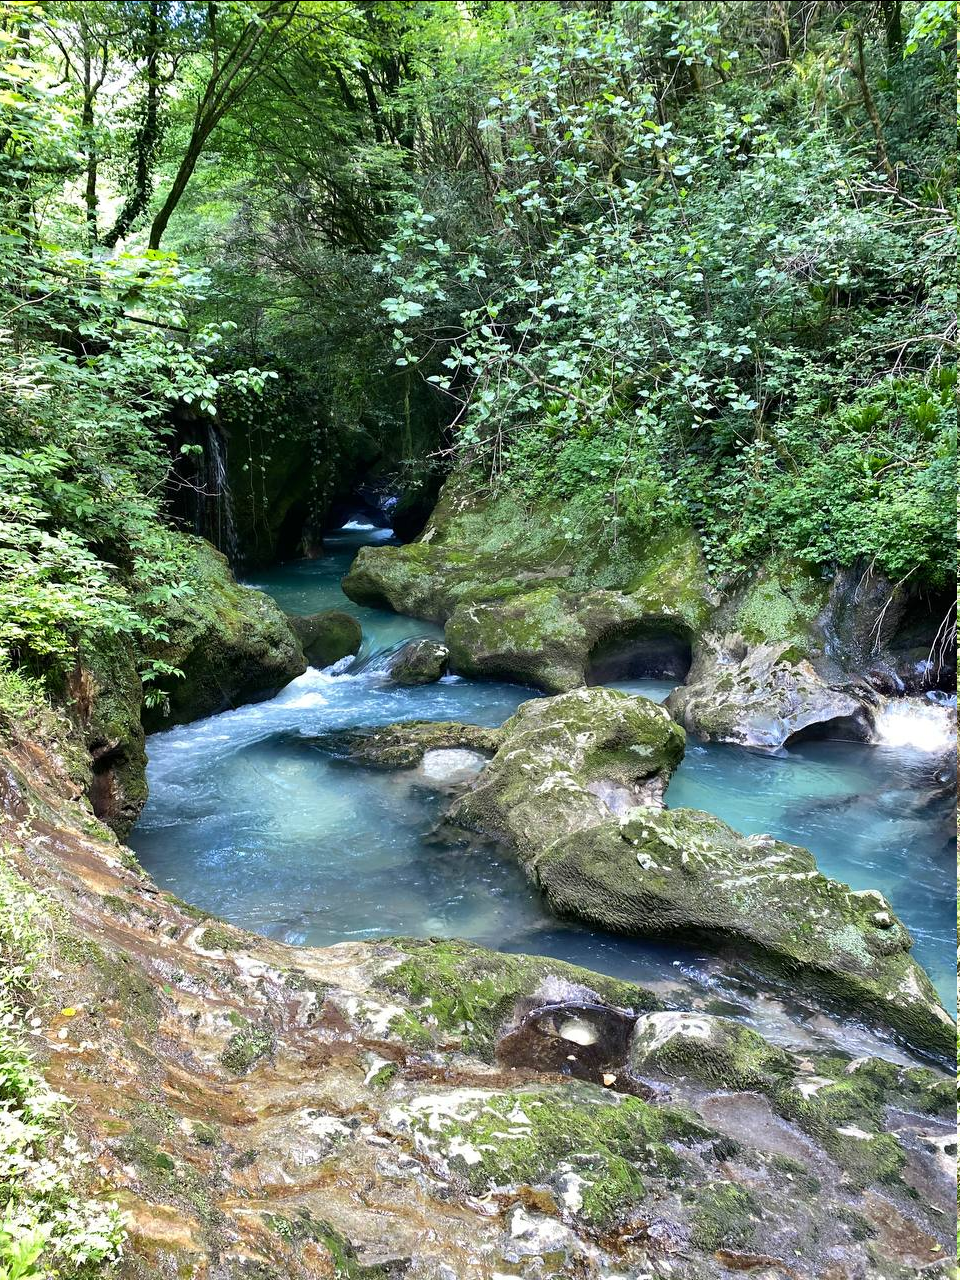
[733,563,826,649]
[221,1023,275,1074]
[141,533,304,731]
[689,1183,760,1252]
[197,925,244,952]
[262,1211,391,1277]
[631,1014,794,1092]
[380,937,661,1058]
[398,1084,700,1227]
[117,1133,222,1226]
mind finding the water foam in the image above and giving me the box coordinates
[873,695,957,753]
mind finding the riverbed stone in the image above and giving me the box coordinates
[302,719,501,769]
[534,807,954,1060]
[665,561,879,748]
[388,637,449,685]
[288,609,361,668]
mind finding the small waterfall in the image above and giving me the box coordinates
[205,423,241,569]
[347,635,434,677]
[873,693,957,753]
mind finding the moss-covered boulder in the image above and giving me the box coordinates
[142,535,306,731]
[288,609,361,668]
[450,687,686,855]
[666,562,876,748]
[343,474,714,691]
[388,637,448,685]
[446,586,698,693]
[300,719,501,769]
[534,807,954,1060]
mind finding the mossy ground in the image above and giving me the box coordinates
[395,1082,703,1227]
[379,937,661,1058]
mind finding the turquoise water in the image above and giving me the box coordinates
[132,522,957,1028]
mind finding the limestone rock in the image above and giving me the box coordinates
[535,807,954,1059]
[450,687,686,854]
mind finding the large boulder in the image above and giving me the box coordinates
[343,475,714,692]
[142,535,306,731]
[534,807,954,1060]
[445,587,695,694]
[450,687,686,854]
[288,609,361,668]
[666,639,876,748]
[666,561,877,749]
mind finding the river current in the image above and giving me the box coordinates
[130,521,957,1053]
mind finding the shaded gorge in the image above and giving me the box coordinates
[131,521,958,1049]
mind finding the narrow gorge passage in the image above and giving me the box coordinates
[131,518,958,1043]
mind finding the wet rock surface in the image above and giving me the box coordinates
[288,608,362,667]
[1,730,954,1279]
[388,637,450,685]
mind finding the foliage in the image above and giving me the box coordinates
[0,859,125,1278]
[372,2,955,587]
[0,2,276,687]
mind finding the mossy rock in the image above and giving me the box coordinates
[379,936,662,1059]
[297,720,501,770]
[629,1011,794,1092]
[535,807,954,1061]
[388,637,449,685]
[665,560,876,749]
[450,687,686,857]
[387,1080,702,1227]
[142,534,306,731]
[343,474,714,672]
[288,609,361,668]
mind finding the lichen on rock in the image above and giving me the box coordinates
[535,806,953,1060]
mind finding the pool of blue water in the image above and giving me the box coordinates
[131,523,957,1020]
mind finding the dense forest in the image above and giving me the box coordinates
[0,2,956,1277]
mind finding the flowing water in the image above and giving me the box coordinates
[131,521,957,1054]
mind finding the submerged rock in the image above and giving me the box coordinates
[388,636,449,685]
[288,608,362,668]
